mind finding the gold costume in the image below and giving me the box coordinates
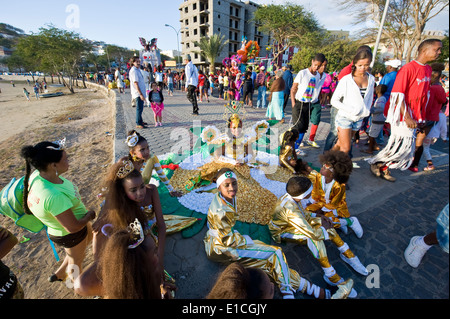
[142,154,174,192]
[142,204,197,236]
[279,144,297,174]
[204,193,302,293]
[306,170,350,224]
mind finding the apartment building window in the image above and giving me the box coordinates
[235,8,239,16]
[184,7,188,13]
[185,19,189,25]
[235,20,238,28]
[193,16,197,23]
[193,3,196,10]
[194,29,198,35]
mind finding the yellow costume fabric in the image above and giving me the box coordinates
[141,154,174,192]
[279,144,296,174]
[270,193,337,260]
[204,193,301,292]
[306,170,350,224]
[142,204,197,236]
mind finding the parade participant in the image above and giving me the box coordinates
[21,139,96,283]
[331,50,375,155]
[279,128,308,174]
[207,262,274,299]
[204,168,354,299]
[306,59,328,148]
[304,151,363,239]
[290,53,326,156]
[99,221,162,299]
[124,130,181,197]
[75,160,182,297]
[184,54,199,115]
[368,39,443,181]
[270,176,366,292]
[148,82,165,127]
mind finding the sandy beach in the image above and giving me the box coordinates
[0,79,114,299]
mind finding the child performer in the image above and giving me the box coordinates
[75,160,179,297]
[99,220,163,299]
[279,128,308,174]
[362,84,388,154]
[148,82,165,127]
[270,176,367,292]
[204,168,354,299]
[124,130,181,197]
[304,150,364,238]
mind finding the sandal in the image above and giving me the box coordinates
[424,165,435,171]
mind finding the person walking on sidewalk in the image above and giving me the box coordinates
[129,57,147,129]
[184,54,199,115]
[255,66,267,108]
[367,39,443,182]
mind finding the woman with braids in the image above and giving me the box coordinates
[20,139,96,283]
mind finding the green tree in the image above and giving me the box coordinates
[253,3,323,65]
[290,38,359,73]
[194,34,229,74]
[14,25,91,93]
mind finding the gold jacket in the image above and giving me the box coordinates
[204,193,301,291]
[306,170,350,220]
[279,145,296,173]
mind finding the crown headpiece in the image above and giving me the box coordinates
[223,100,246,124]
[125,132,139,147]
[126,218,145,249]
[116,160,135,179]
[46,138,66,151]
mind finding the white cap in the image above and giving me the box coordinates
[260,66,265,70]
[385,59,402,68]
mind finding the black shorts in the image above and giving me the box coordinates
[49,226,88,249]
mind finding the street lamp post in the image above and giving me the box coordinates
[165,24,181,68]
[165,24,188,68]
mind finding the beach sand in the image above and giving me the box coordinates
[0,80,114,299]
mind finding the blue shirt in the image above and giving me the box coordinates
[379,71,397,100]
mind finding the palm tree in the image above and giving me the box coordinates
[194,33,229,74]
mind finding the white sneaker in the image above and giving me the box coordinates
[349,217,363,238]
[404,236,430,268]
[340,225,349,235]
[296,149,307,157]
[340,253,369,276]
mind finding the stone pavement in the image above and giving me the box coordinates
[114,86,449,299]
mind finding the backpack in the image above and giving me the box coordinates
[0,176,45,233]
[1,176,61,261]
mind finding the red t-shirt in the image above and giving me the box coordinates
[338,63,353,81]
[387,60,432,122]
[426,84,447,121]
[198,74,206,87]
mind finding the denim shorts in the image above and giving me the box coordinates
[335,113,363,131]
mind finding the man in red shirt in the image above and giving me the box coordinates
[368,39,443,181]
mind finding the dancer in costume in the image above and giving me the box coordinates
[278,128,309,174]
[124,130,182,197]
[368,39,443,181]
[303,151,364,239]
[75,160,184,297]
[204,168,354,299]
[270,176,367,294]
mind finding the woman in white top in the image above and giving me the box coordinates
[331,50,375,154]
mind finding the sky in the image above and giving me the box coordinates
[0,0,448,52]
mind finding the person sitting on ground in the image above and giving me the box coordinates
[303,150,364,238]
[270,176,366,296]
[279,128,308,174]
[206,262,274,299]
[203,168,353,299]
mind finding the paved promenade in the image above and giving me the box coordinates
[114,86,449,299]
